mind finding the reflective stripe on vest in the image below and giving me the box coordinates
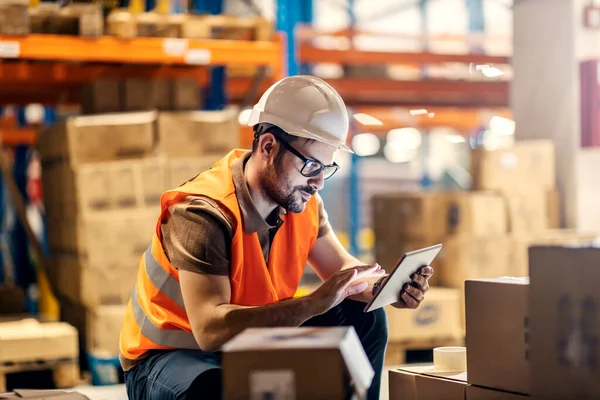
[129,246,199,350]
[143,245,186,310]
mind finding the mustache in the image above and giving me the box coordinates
[297,186,316,195]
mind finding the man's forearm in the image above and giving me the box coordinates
[199,295,318,351]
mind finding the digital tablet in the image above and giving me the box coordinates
[364,244,443,313]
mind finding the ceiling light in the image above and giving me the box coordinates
[428,112,435,118]
[481,66,504,78]
[409,109,428,116]
[387,127,423,150]
[489,116,515,135]
[445,134,466,143]
[352,133,381,156]
[383,145,418,163]
[353,113,383,126]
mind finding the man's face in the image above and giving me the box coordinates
[259,138,337,213]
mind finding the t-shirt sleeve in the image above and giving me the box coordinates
[161,196,235,276]
[316,193,332,238]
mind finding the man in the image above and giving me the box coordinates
[119,75,434,400]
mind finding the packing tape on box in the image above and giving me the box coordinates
[433,346,466,372]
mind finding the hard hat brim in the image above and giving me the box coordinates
[248,109,354,153]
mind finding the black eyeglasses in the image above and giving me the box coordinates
[277,139,340,180]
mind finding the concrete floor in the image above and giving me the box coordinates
[70,367,398,400]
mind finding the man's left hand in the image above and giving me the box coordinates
[391,266,434,309]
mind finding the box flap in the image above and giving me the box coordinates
[466,277,530,285]
[339,327,375,398]
[0,390,90,399]
[222,327,350,351]
[398,365,468,383]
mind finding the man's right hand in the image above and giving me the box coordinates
[309,264,385,315]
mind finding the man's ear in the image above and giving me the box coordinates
[258,133,278,160]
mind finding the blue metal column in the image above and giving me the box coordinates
[346,0,360,256]
[298,0,313,75]
[466,0,485,53]
[194,0,227,110]
[276,0,300,76]
[418,0,432,188]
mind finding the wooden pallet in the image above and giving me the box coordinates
[0,358,81,392]
[182,14,272,41]
[384,337,465,366]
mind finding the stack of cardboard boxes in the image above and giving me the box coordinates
[37,108,238,364]
[373,140,599,350]
[389,244,600,399]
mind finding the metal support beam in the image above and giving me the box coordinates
[466,0,485,53]
[193,0,227,110]
[298,0,313,75]
[276,0,299,76]
[346,0,360,257]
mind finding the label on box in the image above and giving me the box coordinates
[0,42,20,58]
[163,39,188,56]
[250,370,295,400]
[184,49,211,65]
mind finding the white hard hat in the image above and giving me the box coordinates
[247,75,353,153]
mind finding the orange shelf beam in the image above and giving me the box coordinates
[352,107,512,134]
[227,77,509,108]
[0,34,283,70]
[0,128,37,146]
[0,61,210,86]
[299,43,510,66]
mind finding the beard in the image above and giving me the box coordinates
[259,162,316,213]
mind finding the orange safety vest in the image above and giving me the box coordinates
[119,149,320,359]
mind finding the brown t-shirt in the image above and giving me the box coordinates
[121,152,331,370]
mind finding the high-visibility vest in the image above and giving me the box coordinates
[119,149,320,359]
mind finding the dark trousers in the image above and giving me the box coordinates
[124,300,388,400]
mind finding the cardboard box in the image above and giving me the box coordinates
[470,139,555,192]
[0,389,90,399]
[87,305,127,355]
[157,109,238,157]
[388,366,467,400]
[55,253,138,308]
[509,230,599,276]
[42,157,168,218]
[0,319,78,363]
[172,78,202,110]
[123,79,156,112]
[547,188,561,229]
[447,191,507,236]
[438,236,511,289]
[372,192,450,239]
[47,207,157,272]
[0,0,29,35]
[222,327,374,400]
[466,386,530,400]
[386,288,463,342]
[80,80,122,115]
[466,278,530,394]
[505,190,549,233]
[37,112,157,165]
[529,246,600,399]
[167,154,221,188]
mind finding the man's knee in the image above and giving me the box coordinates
[370,307,389,345]
[186,368,222,400]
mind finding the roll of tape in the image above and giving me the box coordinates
[433,346,467,372]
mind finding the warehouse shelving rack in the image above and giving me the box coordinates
[270,0,511,256]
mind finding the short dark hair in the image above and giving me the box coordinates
[251,123,300,154]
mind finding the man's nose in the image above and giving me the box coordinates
[308,171,325,191]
